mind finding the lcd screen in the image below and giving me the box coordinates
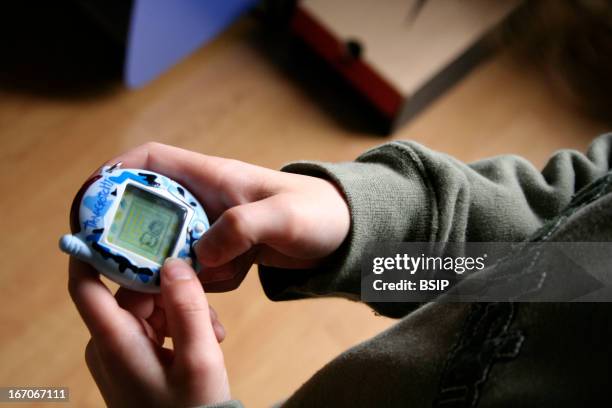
[107,185,185,264]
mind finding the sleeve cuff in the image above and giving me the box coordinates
[259,151,432,303]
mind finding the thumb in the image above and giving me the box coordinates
[195,196,290,267]
[160,258,219,367]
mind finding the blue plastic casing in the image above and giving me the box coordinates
[59,163,209,293]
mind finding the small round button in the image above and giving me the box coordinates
[193,221,205,234]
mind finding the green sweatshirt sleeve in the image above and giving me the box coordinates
[259,133,612,316]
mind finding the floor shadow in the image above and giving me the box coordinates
[0,4,392,133]
[0,2,126,100]
[245,21,393,136]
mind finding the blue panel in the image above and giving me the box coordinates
[125,0,258,88]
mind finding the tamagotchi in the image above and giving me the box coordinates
[59,162,209,292]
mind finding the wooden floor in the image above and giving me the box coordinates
[0,18,608,408]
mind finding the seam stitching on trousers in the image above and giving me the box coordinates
[434,303,524,408]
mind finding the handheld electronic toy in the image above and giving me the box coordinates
[59,163,209,292]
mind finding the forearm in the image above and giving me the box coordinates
[260,133,612,316]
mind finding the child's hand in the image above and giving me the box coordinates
[69,257,231,407]
[108,142,351,291]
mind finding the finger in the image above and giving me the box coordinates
[84,340,114,407]
[115,287,155,319]
[136,317,164,346]
[199,250,257,292]
[115,287,166,345]
[153,293,165,308]
[70,260,166,384]
[68,258,126,338]
[147,305,167,337]
[147,304,225,343]
[195,195,295,267]
[208,305,218,321]
[209,306,226,343]
[105,142,279,218]
[160,258,219,369]
[212,321,226,344]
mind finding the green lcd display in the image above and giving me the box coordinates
[107,185,186,264]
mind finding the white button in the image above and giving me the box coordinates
[193,222,205,234]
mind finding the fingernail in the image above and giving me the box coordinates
[163,258,193,281]
[209,306,218,321]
